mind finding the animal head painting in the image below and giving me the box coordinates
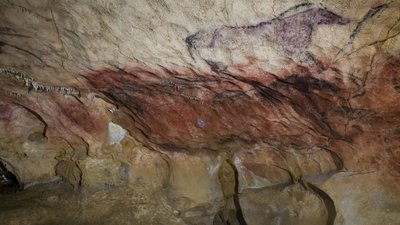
[311,8,350,25]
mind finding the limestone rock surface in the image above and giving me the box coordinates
[0,0,400,225]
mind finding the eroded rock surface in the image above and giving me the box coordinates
[0,0,400,224]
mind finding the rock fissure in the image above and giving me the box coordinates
[0,68,80,95]
[227,159,248,225]
[304,181,337,225]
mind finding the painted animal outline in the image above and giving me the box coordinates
[185,6,350,56]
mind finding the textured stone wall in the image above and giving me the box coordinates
[0,0,399,224]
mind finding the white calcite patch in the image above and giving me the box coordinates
[105,122,127,145]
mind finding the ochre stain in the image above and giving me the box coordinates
[56,101,99,134]
[0,103,11,121]
[82,63,343,150]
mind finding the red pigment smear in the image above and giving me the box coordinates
[0,103,11,120]
[82,54,400,151]
[83,64,341,150]
[56,100,100,134]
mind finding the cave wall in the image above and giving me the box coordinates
[0,0,400,224]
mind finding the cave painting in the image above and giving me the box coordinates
[185,6,350,56]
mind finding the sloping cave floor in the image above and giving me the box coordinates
[0,180,185,225]
[0,173,400,225]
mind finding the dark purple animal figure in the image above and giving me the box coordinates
[185,7,350,55]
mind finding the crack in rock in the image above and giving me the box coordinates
[0,68,80,96]
[303,181,337,225]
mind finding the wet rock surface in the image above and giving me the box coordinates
[1,0,400,224]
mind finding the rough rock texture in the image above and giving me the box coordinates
[0,0,400,224]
